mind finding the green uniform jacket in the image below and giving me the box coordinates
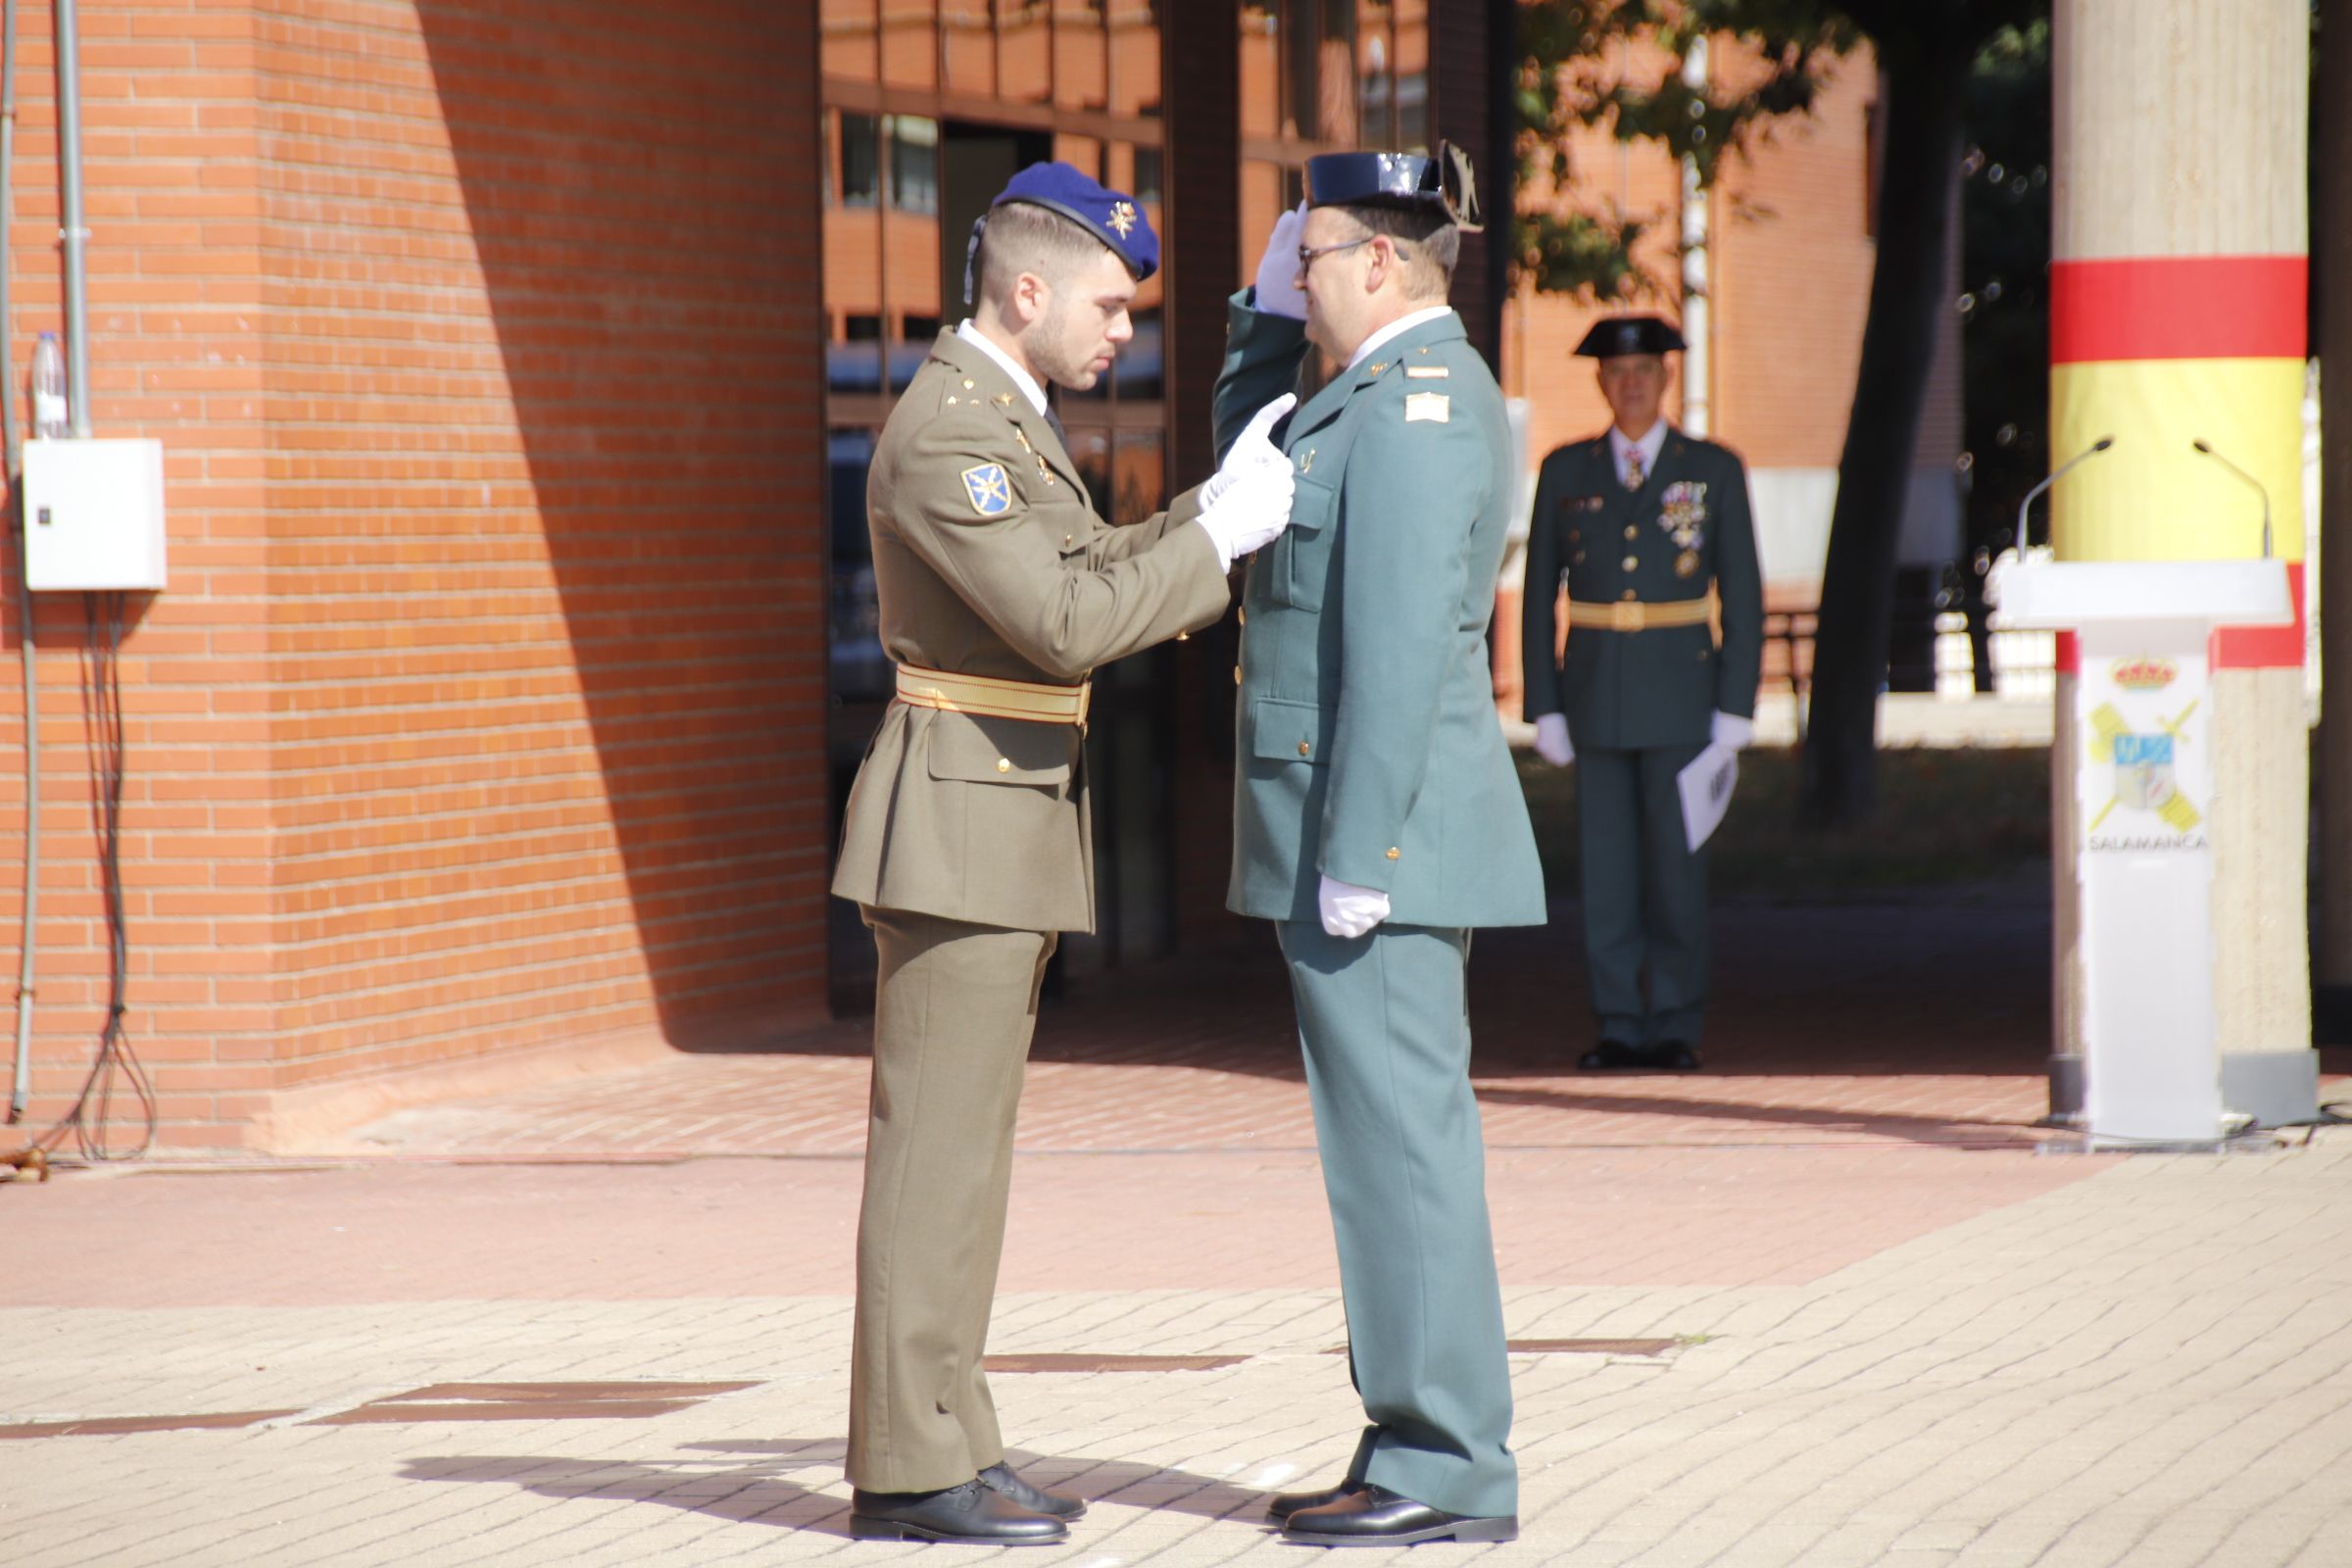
[1212,295,1546,928]
[831,327,1230,933]
[1520,430,1765,751]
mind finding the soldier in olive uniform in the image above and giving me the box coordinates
[831,164,1298,1545]
[1213,147,1544,1548]
[1521,317,1764,1072]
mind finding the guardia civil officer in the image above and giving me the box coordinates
[1212,146,1544,1546]
[1520,317,1764,1071]
[830,163,1298,1545]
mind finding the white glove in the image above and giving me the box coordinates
[1252,203,1308,320]
[1533,712,1575,767]
[1200,392,1298,512]
[1318,875,1392,939]
[1196,448,1296,572]
[1710,710,1755,751]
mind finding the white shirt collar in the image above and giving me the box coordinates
[1608,419,1668,483]
[956,319,1050,416]
[1347,305,1455,371]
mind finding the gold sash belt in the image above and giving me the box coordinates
[896,664,1091,726]
[1566,598,1714,633]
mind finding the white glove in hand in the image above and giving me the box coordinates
[1252,204,1308,321]
[1318,875,1392,939]
[1200,392,1298,511]
[1709,710,1755,751]
[1533,712,1575,767]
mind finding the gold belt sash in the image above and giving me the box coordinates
[1566,598,1714,633]
[896,664,1091,726]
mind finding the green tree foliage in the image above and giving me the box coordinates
[1513,0,1861,298]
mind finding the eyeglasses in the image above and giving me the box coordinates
[1296,235,1376,271]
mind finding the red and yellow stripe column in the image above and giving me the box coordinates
[2049,0,2311,1102]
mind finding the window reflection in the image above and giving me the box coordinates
[888,116,940,215]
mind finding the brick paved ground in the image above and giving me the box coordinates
[5,886,2351,1566]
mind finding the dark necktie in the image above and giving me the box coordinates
[1043,403,1067,452]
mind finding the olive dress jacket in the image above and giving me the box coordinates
[831,327,1230,933]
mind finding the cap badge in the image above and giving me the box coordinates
[1106,200,1138,238]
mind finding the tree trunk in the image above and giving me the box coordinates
[1798,25,1973,827]
[2317,0,2352,1033]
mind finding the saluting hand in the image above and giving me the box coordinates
[1251,204,1308,321]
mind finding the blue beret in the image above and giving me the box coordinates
[1574,316,1687,359]
[962,161,1158,304]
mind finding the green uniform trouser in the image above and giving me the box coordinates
[1277,920,1517,1521]
[1578,742,1710,1046]
[848,906,1056,1494]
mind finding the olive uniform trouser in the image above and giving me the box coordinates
[1276,919,1517,1521]
[1577,741,1710,1046]
[847,906,1056,1494]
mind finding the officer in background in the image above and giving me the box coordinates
[830,163,1297,1545]
[1521,317,1763,1072]
[1213,145,1544,1547]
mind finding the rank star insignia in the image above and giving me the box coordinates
[961,462,1013,515]
[1107,200,1138,238]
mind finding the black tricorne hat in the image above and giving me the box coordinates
[1303,141,1483,232]
[1574,316,1687,359]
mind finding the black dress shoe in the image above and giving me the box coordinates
[1578,1038,1638,1070]
[1281,1484,1517,1546]
[981,1459,1087,1519]
[849,1479,1068,1544]
[1652,1040,1702,1070]
[1264,1478,1367,1524]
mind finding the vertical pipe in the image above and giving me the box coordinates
[1678,37,1710,436]
[55,0,86,436]
[2,0,27,1124]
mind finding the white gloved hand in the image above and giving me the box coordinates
[1200,392,1298,512]
[1318,875,1392,939]
[1196,463,1295,570]
[1252,203,1308,320]
[1710,710,1755,751]
[1533,712,1575,767]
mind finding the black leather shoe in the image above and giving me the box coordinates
[981,1460,1087,1520]
[849,1479,1068,1544]
[1264,1478,1367,1524]
[1651,1041,1702,1070]
[1281,1484,1518,1546]
[1578,1038,1638,1070]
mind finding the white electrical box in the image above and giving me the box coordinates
[23,437,168,592]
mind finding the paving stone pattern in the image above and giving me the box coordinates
[3,892,2350,1565]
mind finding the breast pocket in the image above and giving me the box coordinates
[1271,471,1337,612]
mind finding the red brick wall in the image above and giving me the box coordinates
[0,1,828,1152]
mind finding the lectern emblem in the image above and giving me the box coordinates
[2087,701,2203,836]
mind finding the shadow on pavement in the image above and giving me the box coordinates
[403,1441,1274,1532]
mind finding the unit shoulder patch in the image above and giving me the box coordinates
[960,462,1014,516]
[1403,391,1450,424]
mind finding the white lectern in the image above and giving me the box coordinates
[1992,561,2294,1147]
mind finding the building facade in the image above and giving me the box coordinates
[0,1,1923,1151]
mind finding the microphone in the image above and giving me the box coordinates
[2191,439,2273,560]
[2015,435,2115,549]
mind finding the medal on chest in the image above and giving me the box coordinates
[1657,479,1709,558]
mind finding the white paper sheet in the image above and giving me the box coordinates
[1679,744,1739,853]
